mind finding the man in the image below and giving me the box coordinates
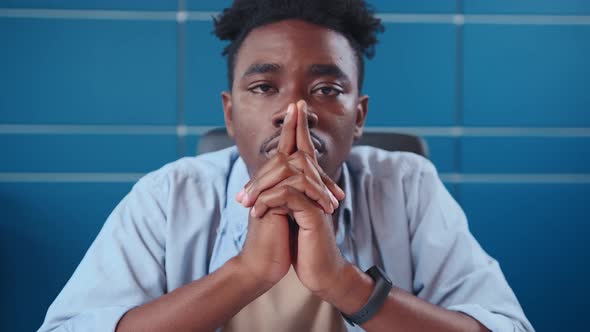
[39,1,534,331]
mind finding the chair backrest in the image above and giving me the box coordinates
[354,131,429,157]
[197,128,429,158]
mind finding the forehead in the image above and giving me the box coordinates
[234,19,358,79]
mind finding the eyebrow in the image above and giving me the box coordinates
[242,63,282,79]
[308,64,350,83]
[241,63,351,84]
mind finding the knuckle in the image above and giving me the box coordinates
[282,185,297,196]
[284,161,297,171]
[277,152,290,161]
[287,157,301,169]
[294,150,310,161]
[248,184,258,195]
[257,191,270,204]
[294,173,309,185]
[279,164,294,178]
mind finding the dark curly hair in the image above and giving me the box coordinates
[213,0,384,91]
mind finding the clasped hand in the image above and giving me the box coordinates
[235,100,348,297]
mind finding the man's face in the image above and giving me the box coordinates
[222,19,368,181]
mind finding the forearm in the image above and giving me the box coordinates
[116,256,269,332]
[324,263,490,332]
[363,288,489,332]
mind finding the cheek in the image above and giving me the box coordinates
[231,96,272,133]
[318,102,357,138]
[234,91,284,116]
[232,129,264,177]
[230,100,273,175]
[317,113,356,172]
[312,94,356,116]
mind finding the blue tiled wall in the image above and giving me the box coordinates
[0,134,177,172]
[464,0,590,15]
[0,182,134,331]
[364,23,457,126]
[463,24,590,127]
[461,183,590,330]
[0,18,177,125]
[185,20,228,126]
[461,137,590,173]
[1,1,589,331]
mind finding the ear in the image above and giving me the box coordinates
[353,95,369,140]
[221,91,235,137]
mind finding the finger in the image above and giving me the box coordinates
[278,103,297,154]
[251,186,325,222]
[277,174,334,214]
[241,162,301,207]
[319,170,346,201]
[237,153,289,203]
[288,151,321,181]
[250,175,335,215]
[295,100,316,161]
[289,151,339,208]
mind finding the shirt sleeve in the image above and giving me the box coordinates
[406,159,535,332]
[37,174,168,332]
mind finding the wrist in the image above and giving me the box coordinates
[317,263,375,315]
[227,256,276,296]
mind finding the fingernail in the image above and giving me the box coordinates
[286,104,293,121]
[297,99,307,110]
[336,186,345,198]
[242,193,250,206]
[330,191,338,207]
[250,206,257,217]
[236,188,245,202]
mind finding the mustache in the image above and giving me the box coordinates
[259,130,325,154]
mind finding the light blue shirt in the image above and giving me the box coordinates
[39,146,534,332]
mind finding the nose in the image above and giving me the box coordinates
[272,104,319,129]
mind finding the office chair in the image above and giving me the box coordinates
[197,128,429,158]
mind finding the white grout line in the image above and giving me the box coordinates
[363,126,590,137]
[185,11,218,21]
[1,125,589,137]
[176,10,188,23]
[465,14,590,25]
[0,172,144,182]
[1,9,590,25]
[0,124,178,135]
[364,127,461,136]
[1,172,589,183]
[376,13,456,24]
[440,173,590,184]
[0,8,176,20]
[462,127,590,137]
[184,126,219,135]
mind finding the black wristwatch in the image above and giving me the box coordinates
[341,265,393,326]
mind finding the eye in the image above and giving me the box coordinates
[249,83,276,95]
[313,86,343,97]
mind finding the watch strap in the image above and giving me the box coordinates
[341,265,393,326]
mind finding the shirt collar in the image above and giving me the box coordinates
[224,156,251,245]
[335,161,354,245]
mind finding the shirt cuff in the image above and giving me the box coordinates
[448,303,515,332]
